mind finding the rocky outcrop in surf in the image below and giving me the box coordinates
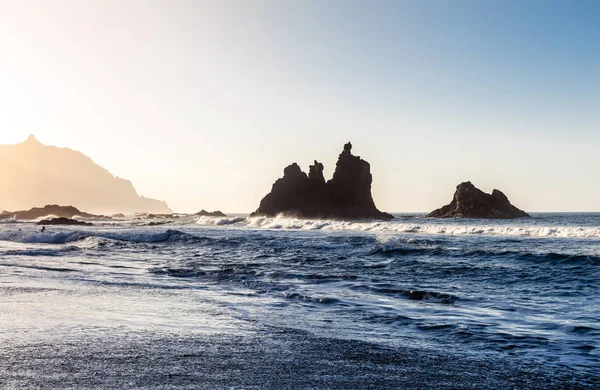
[0,204,100,220]
[196,210,227,217]
[251,142,393,220]
[427,181,530,219]
[37,217,93,226]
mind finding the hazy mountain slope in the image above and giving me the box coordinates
[0,135,171,214]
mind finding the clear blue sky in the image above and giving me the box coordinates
[1,0,598,211]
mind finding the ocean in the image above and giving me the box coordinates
[0,213,598,389]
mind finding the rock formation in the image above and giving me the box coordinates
[251,142,393,220]
[427,181,530,219]
[0,204,100,220]
[0,135,171,214]
[196,210,227,217]
[37,217,93,226]
[145,213,178,219]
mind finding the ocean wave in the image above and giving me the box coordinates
[244,216,600,238]
[462,249,600,266]
[0,218,20,224]
[365,246,445,256]
[148,267,206,277]
[148,264,260,280]
[0,230,91,244]
[282,291,342,305]
[0,263,77,273]
[1,246,85,257]
[0,229,208,245]
[365,242,600,266]
[351,284,458,304]
[195,216,246,226]
[98,229,206,243]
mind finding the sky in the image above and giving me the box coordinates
[0,0,598,212]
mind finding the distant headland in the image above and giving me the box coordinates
[251,142,393,220]
[0,135,171,214]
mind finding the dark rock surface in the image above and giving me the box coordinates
[251,143,393,220]
[428,181,530,219]
[196,210,227,217]
[308,160,325,183]
[37,217,93,226]
[145,213,179,219]
[0,204,99,220]
[146,221,171,226]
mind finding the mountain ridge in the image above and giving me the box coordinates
[0,135,171,214]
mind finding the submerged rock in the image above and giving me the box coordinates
[196,210,227,217]
[37,217,93,226]
[251,143,393,220]
[146,221,170,226]
[427,181,530,219]
[404,290,456,304]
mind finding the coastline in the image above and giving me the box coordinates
[1,284,595,389]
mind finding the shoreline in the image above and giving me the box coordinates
[1,324,596,389]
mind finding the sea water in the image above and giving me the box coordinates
[0,213,598,388]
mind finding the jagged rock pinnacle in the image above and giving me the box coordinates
[343,142,352,153]
[251,143,392,220]
[26,134,39,143]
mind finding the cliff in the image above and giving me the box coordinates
[0,135,171,214]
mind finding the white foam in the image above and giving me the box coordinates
[0,228,200,245]
[237,216,600,238]
[96,229,200,243]
[0,230,90,244]
[195,216,246,226]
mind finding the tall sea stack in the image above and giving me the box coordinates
[251,142,393,220]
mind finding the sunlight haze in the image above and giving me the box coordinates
[1,0,598,212]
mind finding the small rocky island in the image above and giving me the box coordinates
[0,204,101,220]
[37,217,93,226]
[251,142,393,220]
[196,210,227,217]
[428,181,530,219]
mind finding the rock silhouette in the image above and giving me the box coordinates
[37,217,93,226]
[427,181,530,219]
[251,143,393,220]
[0,204,100,220]
[196,210,227,217]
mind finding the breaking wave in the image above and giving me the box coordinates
[237,216,600,238]
[0,229,207,245]
[98,229,205,243]
[0,230,91,244]
[195,216,246,226]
